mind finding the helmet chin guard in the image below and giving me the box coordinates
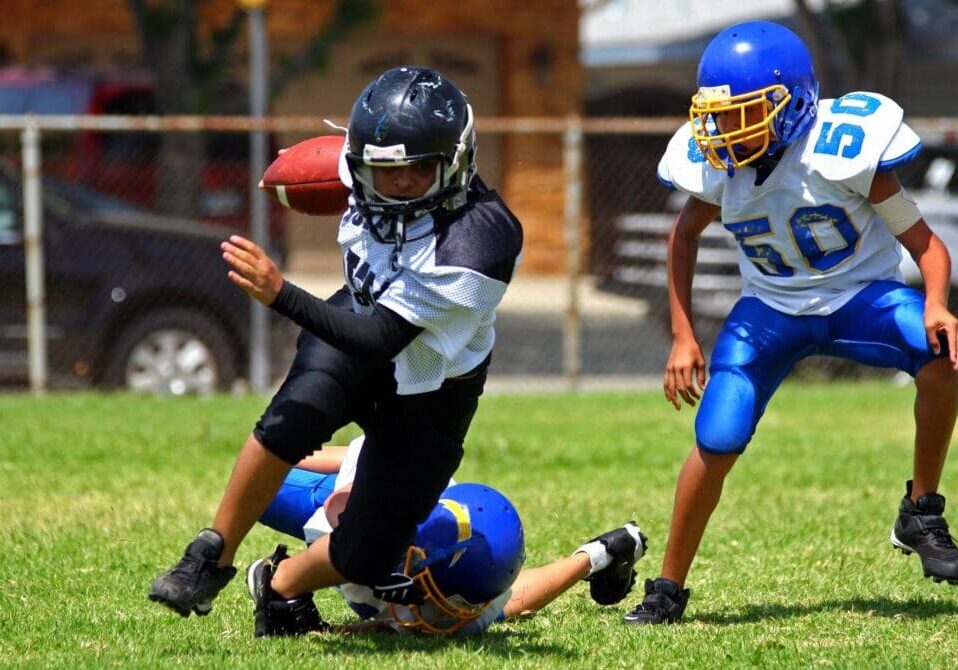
[387,483,525,635]
[389,545,492,634]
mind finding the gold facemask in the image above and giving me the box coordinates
[689,83,791,170]
[387,545,492,634]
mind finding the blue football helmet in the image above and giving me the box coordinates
[390,482,525,634]
[344,66,476,235]
[690,21,819,172]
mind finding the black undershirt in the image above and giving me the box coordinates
[270,281,423,362]
[752,149,785,186]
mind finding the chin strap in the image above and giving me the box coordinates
[390,215,406,271]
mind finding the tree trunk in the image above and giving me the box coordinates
[794,0,854,96]
[130,0,204,219]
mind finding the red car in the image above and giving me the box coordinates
[0,66,284,246]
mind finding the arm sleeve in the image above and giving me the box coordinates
[269,280,422,362]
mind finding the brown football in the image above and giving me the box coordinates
[261,134,350,216]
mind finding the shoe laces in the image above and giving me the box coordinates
[631,590,670,616]
[291,598,328,632]
[170,552,204,580]
[634,579,688,618]
[926,525,958,551]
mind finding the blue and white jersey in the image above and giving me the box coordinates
[337,180,523,393]
[658,91,923,315]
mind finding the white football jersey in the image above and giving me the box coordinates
[336,181,522,394]
[658,91,922,315]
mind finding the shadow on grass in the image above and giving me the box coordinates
[298,627,573,659]
[694,595,958,625]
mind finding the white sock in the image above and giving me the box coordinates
[574,541,612,577]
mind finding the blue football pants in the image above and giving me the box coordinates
[696,280,940,454]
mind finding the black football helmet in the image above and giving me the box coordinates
[343,66,476,227]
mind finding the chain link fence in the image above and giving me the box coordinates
[2,115,957,395]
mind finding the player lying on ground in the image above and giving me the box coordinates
[249,435,648,636]
[626,20,958,626]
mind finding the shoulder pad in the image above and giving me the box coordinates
[434,192,523,283]
[800,91,917,189]
[657,123,724,205]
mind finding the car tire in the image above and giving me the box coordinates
[102,308,240,395]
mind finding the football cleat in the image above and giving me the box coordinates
[891,481,958,584]
[580,522,647,605]
[148,528,237,617]
[623,577,690,625]
[247,544,329,637]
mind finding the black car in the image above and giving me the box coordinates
[0,159,264,393]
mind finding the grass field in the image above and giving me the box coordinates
[2,381,957,668]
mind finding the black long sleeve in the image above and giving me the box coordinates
[269,280,422,362]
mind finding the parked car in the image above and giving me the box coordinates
[0,66,285,245]
[0,157,277,394]
[606,147,958,324]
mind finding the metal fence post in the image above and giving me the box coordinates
[248,4,271,392]
[21,121,47,394]
[562,116,583,391]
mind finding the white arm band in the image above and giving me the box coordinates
[872,188,923,236]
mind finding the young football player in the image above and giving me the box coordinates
[626,21,958,625]
[248,434,647,636]
[149,67,525,621]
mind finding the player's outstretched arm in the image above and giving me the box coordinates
[871,172,958,368]
[502,553,592,619]
[295,445,348,474]
[663,196,721,410]
[898,223,958,368]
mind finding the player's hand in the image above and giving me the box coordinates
[925,300,958,369]
[221,234,283,306]
[663,336,707,410]
[372,574,425,605]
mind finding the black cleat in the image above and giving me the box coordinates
[584,522,648,605]
[891,481,958,585]
[247,544,329,637]
[623,577,690,625]
[149,528,237,617]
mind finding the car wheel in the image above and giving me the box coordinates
[102,308,239,395]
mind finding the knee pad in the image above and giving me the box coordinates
[695,370,759,454]
[254,402,338,465]
[254,370,356,464]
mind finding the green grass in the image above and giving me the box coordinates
[1,382,957,668]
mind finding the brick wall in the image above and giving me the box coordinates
[0,0,582,274]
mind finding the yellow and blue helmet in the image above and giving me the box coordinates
[391,482,525,634]
[690,21,819,173]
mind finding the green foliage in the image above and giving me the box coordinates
[271,0,380,97]
[823,0,895,76]
[127,0,380,114]
[1,383,957,668]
